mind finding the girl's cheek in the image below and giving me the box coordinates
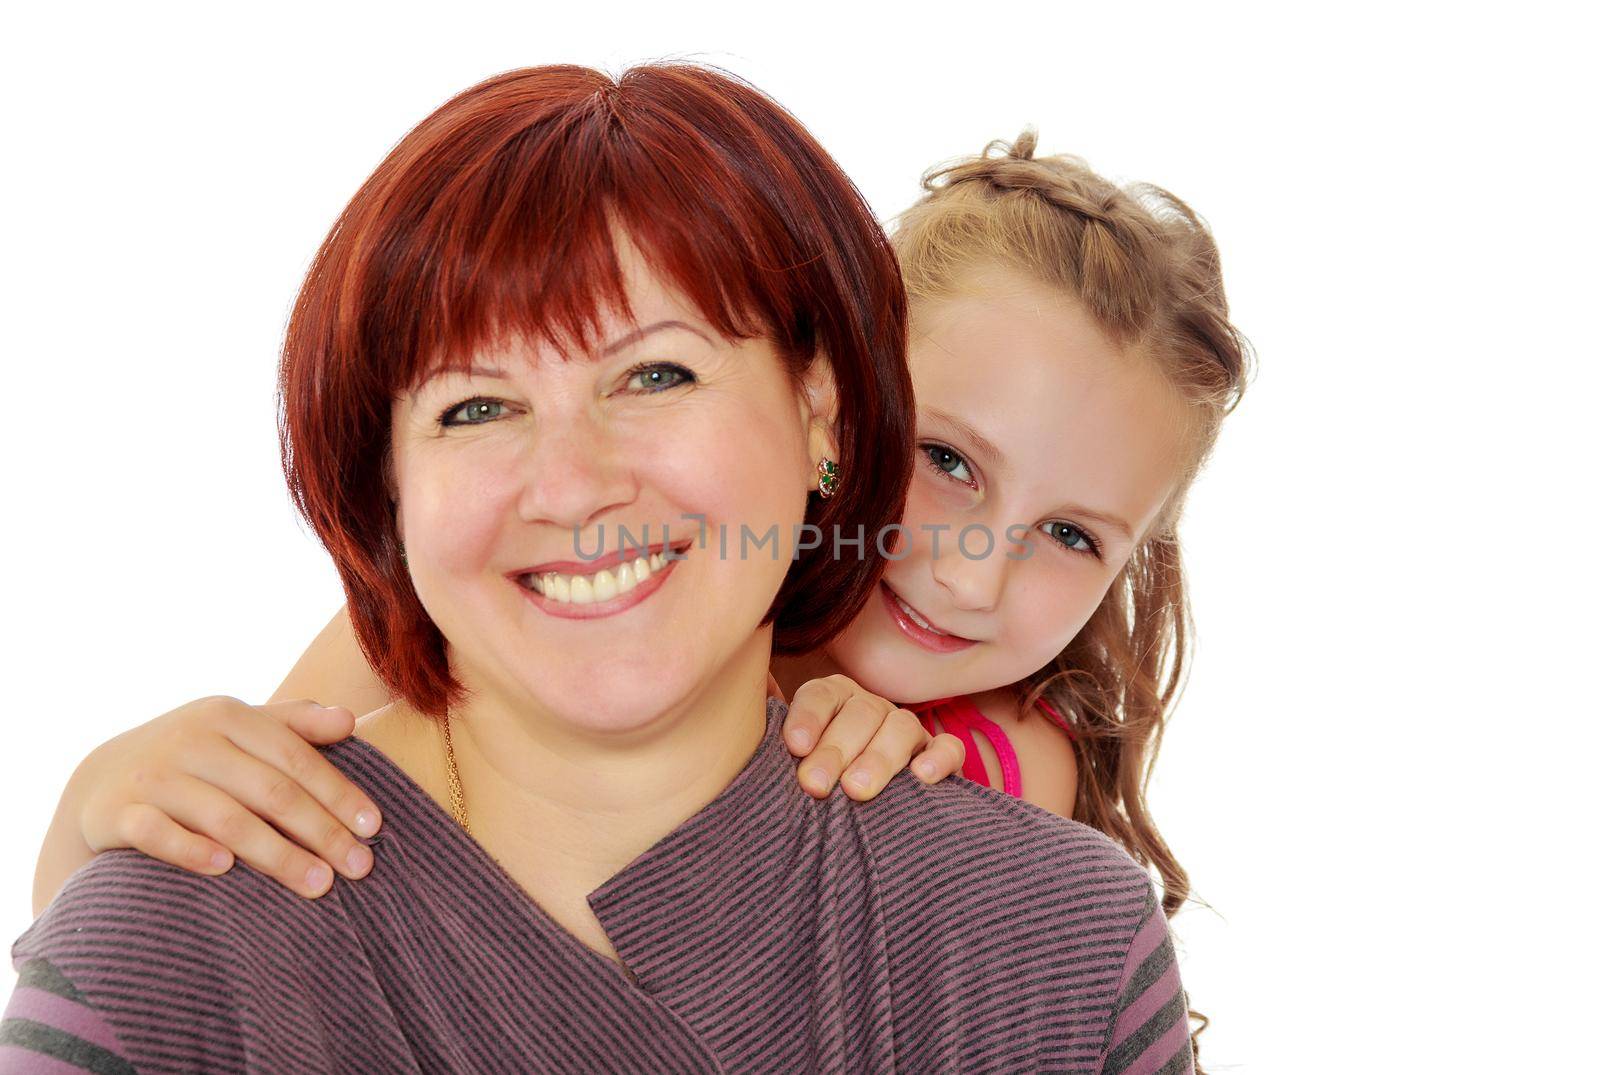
[1000,566,1101,670]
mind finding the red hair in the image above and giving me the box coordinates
[278,64,913,717]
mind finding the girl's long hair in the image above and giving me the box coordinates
[892,132,1254,1067]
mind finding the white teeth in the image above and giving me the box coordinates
[520,549,678,604]
[896,594,946,635]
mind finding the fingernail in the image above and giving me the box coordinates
[346,845,373,877]
[845,770,869,792]
[210,850,232,871]
[914,760,935,780]
[789,728,812,751]
[805,766,829,790]
[305,863,333,893]
[353,810,379,837]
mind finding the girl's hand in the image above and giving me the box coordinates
[779,674,966,800]
[38,696,381,911]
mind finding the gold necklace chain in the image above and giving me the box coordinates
[440,715,472,835]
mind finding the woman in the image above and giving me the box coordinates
[5,64,1193,1073]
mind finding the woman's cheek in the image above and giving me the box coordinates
[401,459,523,575]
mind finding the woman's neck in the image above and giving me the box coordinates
[356,649,771,908]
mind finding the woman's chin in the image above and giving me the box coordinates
[519,674,706,739]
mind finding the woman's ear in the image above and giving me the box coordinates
[798,353,840,482]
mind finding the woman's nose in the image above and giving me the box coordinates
[515,411,639,532]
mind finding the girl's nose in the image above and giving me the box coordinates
[929,525,1011,613]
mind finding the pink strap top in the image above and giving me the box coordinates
[907,695,1074,799]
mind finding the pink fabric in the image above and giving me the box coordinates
[908,695,1075,799]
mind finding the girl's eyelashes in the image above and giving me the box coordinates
[920,442,977,487]
[435,362,696,428]
[1041,520,1102,559]
[920,440,1103,560]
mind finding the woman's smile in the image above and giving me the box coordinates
[511,539,695,620]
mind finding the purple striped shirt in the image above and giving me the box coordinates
[4,698,1192,1072]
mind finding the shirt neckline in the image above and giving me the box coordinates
[330,696,797,990]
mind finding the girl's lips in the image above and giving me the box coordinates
[879,581,978,654]
[513,547,684,620]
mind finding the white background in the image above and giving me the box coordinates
[2,3,1594,1071]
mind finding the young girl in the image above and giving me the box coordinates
[34,132,1248,1059]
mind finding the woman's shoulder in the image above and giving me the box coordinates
[17,841,358,973]
[841,775,1185,1066]
[10,843,374,1071]
[847,767,1159,936]
[869,766,1145,868]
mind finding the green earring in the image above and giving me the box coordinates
[817,458,840,499]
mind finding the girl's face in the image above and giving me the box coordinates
[388,237,834,735]
[826,264,1189,705]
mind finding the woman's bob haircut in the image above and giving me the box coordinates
[278,64,914,717]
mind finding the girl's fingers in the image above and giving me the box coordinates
[911,733,967,785]
[261,698,359,747]
[797,694,905,798]
[156,774,340,899]
[782,674,871,756]
[781,678,841,755]
[187,742,375,883]
[220,705,382,840]
[839,709,937,801]
[113,802,235,876]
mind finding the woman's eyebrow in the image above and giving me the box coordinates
[599,319,712,356]
[409,321,712,397]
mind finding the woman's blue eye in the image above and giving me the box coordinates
[626,363,693,392]
[440,398,505,427]
[923,444,973,484]
[1043,521,1100,557]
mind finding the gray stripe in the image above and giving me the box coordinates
[0,1017,138,1075]
[16,956,85,1004]
[1103,988,1189,1074]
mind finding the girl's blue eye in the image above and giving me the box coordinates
[1042,520,1101,558]
[922,443,974,484]
[626,363,694,392]
[440,398,506,427]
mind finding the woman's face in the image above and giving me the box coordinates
[389,237,833,735]
[825,264,1189,705]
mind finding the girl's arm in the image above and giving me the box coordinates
[31,605,387,916]
[267,604,393,712]
[34,611,969,915]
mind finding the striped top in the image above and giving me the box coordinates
[4,698,1193,1073]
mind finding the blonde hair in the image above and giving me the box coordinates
[891,132,1253,1066]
